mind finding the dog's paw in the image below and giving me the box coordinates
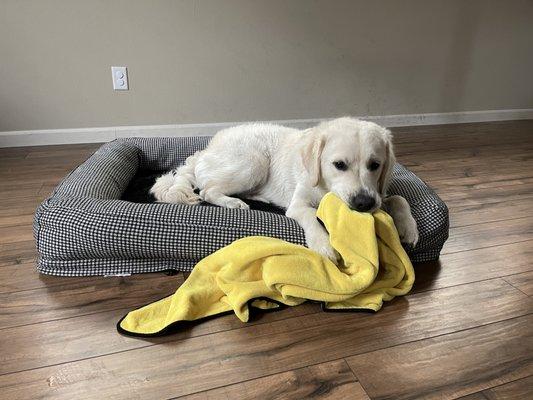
[222,197,250,210]
[396,215,419,247]
[151,173,201,205]
[171,189,202,205]
[150,174,174,202]
[158,185,200,205]
[306,230,339,264]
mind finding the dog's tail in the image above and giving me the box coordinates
[150,152,202,205]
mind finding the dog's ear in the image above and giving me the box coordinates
[378,128,395,196]
[301,129,325,187]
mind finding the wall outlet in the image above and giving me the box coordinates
[111,66,128,90]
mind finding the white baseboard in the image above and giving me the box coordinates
[1,108,532,148]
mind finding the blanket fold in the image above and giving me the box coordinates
[118,193,414,336]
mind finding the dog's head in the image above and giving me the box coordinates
[301,117,395,212]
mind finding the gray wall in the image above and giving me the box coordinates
[1,0,532,132]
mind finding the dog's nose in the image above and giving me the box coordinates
[349,193,376,212]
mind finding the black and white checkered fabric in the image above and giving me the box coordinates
[34,137,449,276]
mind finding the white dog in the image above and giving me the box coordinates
[150,117,418,262]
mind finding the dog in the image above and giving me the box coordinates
[150,117,418,262]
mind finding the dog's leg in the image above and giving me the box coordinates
[383,195,419,246]
[198,168,267,210]
[286,193,339,263]
[200,184,250,210]
[194,146,270,209]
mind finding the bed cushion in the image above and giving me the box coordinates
[34,137,449,276]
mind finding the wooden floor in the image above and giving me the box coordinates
[0,121,532,400]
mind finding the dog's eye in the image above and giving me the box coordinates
[333,161,348,171]
[368,161,380,171]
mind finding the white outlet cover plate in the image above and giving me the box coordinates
[111,66,128,90]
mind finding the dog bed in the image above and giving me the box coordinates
[34,137,449,276]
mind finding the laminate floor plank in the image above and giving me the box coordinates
[441,216,533,255]
[503,271,533,296]
[3,239,532,376]
[482,375,533,400]
[0,224,35,244]
[0,302,321,375]
[448,197,533,228]
[413,239,533,294]
[176,360,370,400]
[0,273,184,330]
[0,214,34,228]
[346,315,533,400]
[0,279,529,399]
[0,262,90,294]
[0,240,38,267]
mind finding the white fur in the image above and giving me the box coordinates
[150,117,418,262]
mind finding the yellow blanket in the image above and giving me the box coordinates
[118,193,414,336]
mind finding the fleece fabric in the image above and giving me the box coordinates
[118,193,414,336]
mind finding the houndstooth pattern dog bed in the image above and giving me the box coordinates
[34,137,449,276]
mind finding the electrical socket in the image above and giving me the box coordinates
[111,66,128,90]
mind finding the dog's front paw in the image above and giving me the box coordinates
[306,230,339,264]
[396,214,419,247]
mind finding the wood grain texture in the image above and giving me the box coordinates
[0,240,38,267]
[0,301,320,375]
[503,271,533,296]
[0,273,184,329]
[413,240,533,294]
[441,216,533,255]
[483,375,533,399]
[0,223,34,244]
[177,360,370,400]
[457,394,488,400]
[4,240,532,375]
[0,197,44,217]
[0,214,34,228]
[449,197,533,228]
[0,262,91,294]
[0,279,530,398]
[0,120,532,399]
[346,315,533,400]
